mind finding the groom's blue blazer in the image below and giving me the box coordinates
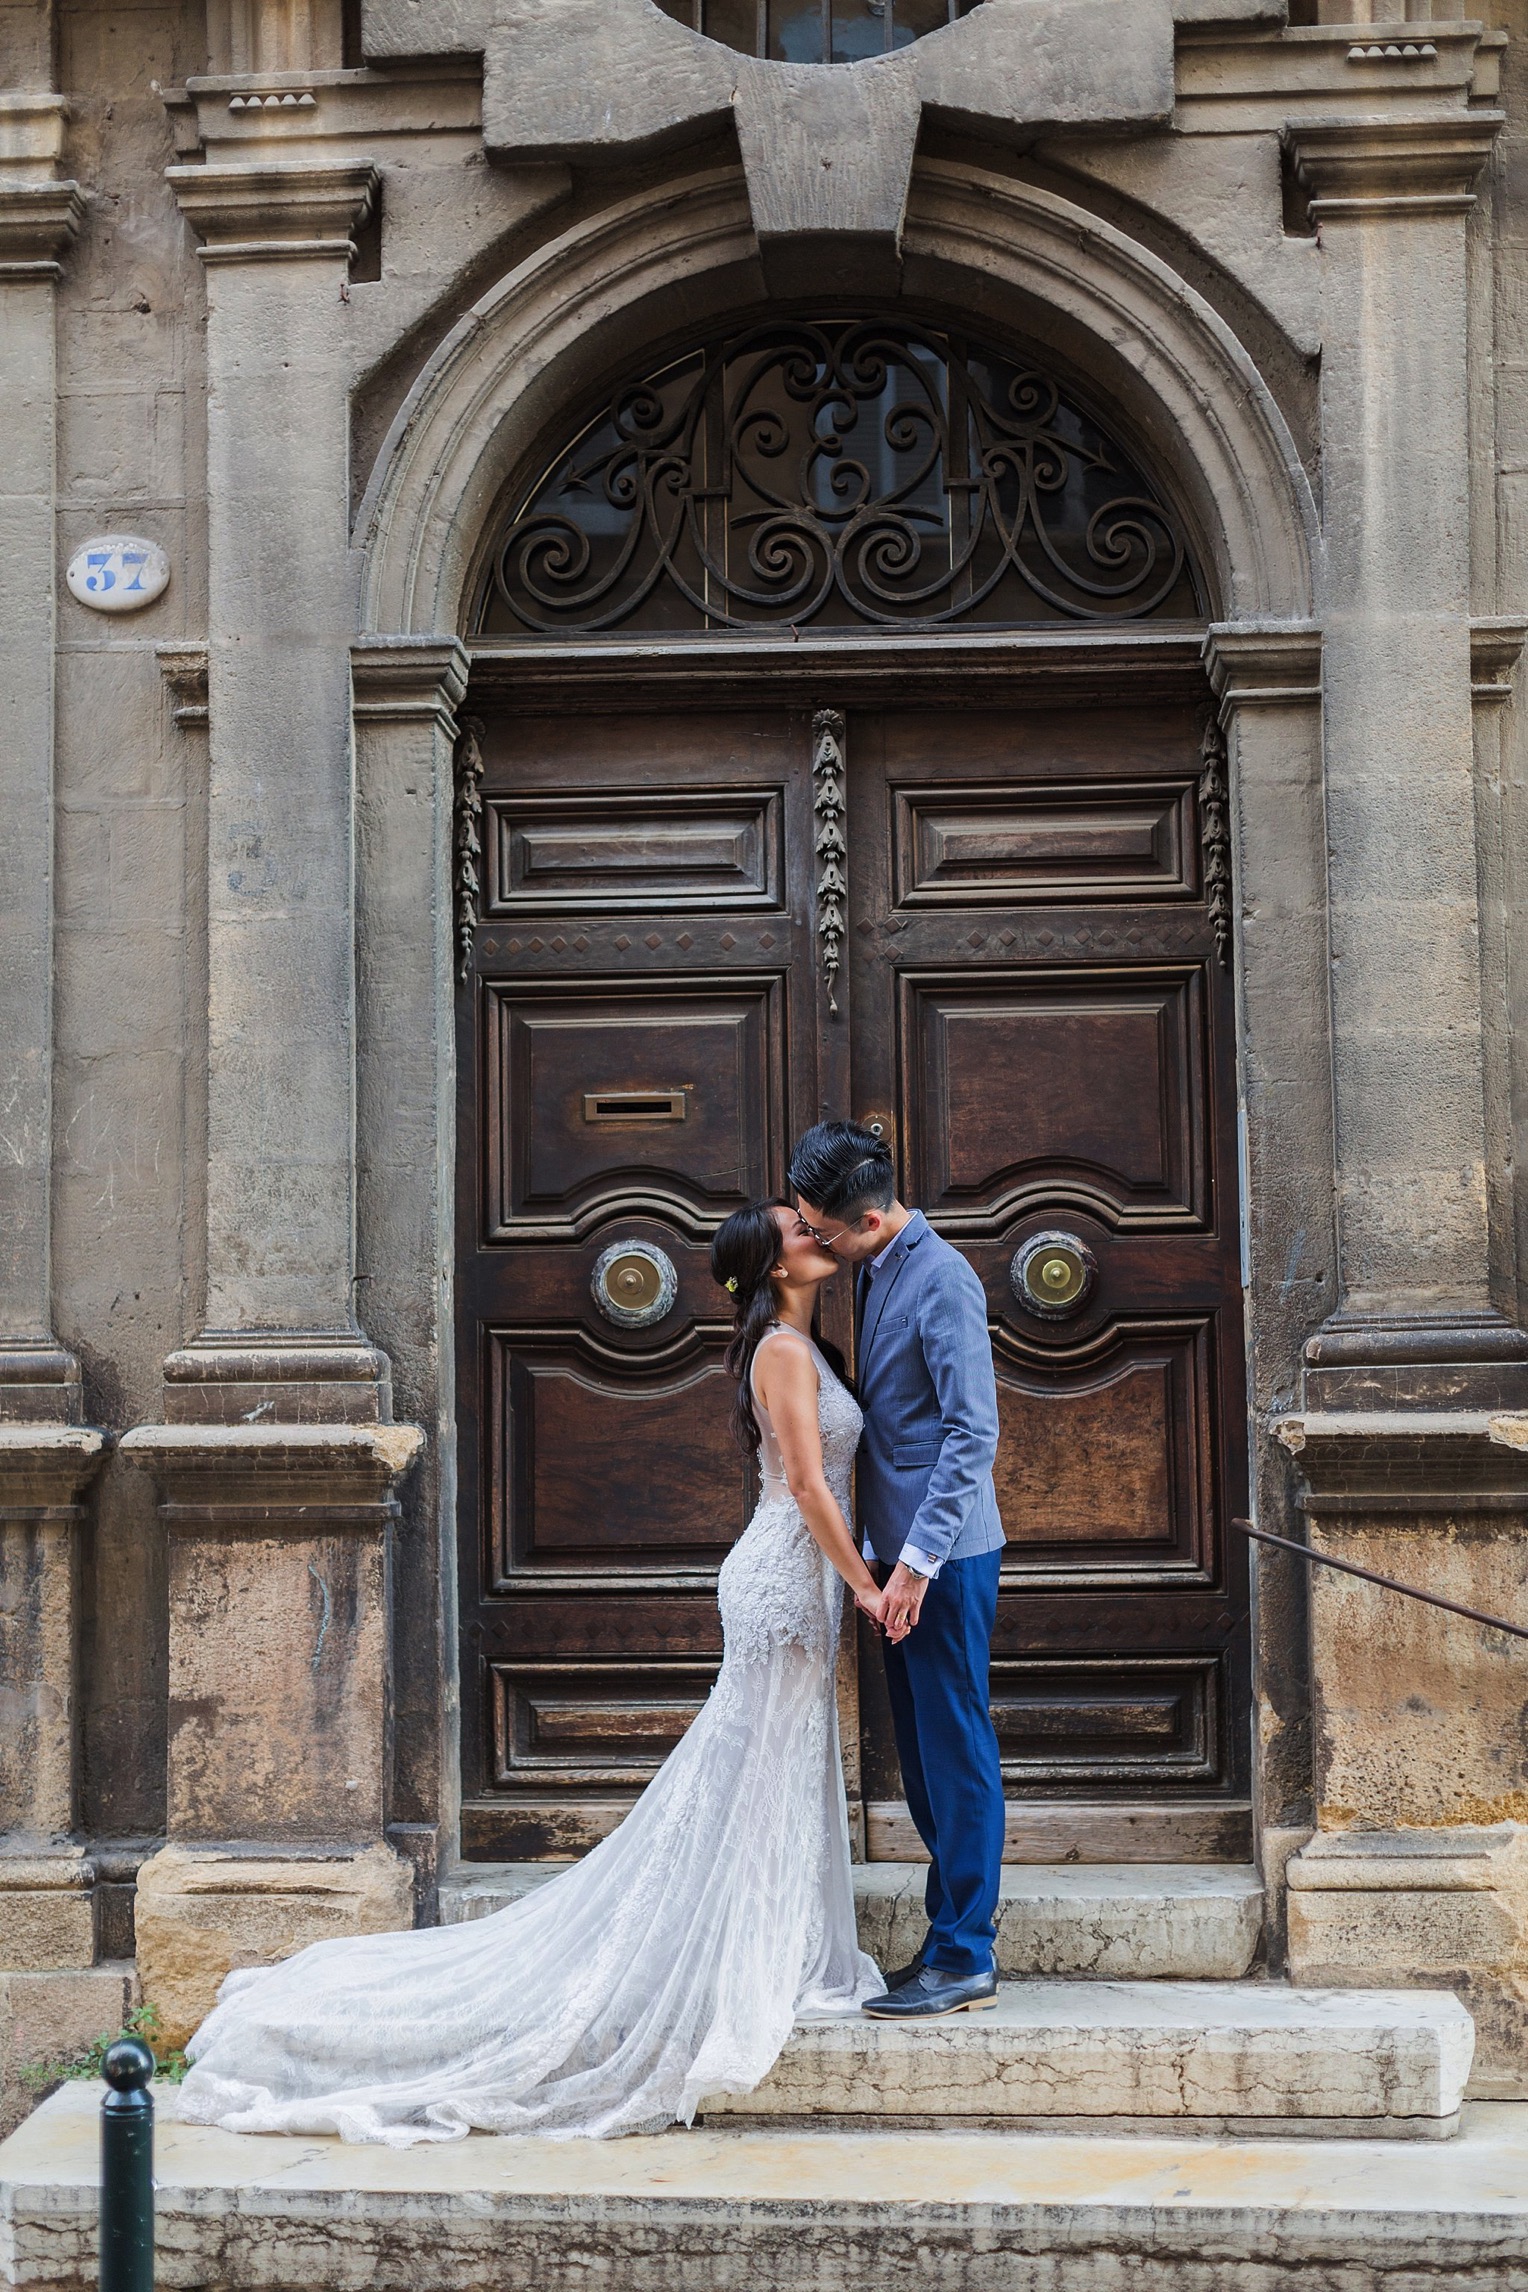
[854,1211,1006,1570]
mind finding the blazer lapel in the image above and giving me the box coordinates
[858,1217,924,1370]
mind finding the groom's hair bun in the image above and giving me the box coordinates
[789,1120,895,1223]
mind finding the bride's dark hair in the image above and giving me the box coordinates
[711,1199,849,1456]
[711,1199,790,1456]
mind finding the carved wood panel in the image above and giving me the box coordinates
[458,709,819,1857]
[459,696,1249,1859]
[482,978,783,1238]
[849,704,1249,1826]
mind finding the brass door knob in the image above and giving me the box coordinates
[591,1240,678,1329]
[1012,1230,1096,1319]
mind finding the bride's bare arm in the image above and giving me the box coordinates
[754,1338,884,1610]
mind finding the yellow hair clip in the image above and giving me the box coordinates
[724,1276,738,1293]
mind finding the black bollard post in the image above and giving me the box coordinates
[100,2036,155,2292]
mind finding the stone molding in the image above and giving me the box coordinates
[166,157,378,262]
[0,93,70,181]
[357,162,1318,638]
[1272,1407,1528,1513]
[452,0,1174,255]
[351,636,470,732]
[1285,114,1504,221]
[120,1419,424,1499]
[1470,616,1527,707]
[1203,621,1323,714]
[0,1424,108,1508]
[152,1337,398,1427]
[0,1341,85,1427]
[0,179,86,280]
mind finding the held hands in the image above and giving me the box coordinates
[854,1562,930,1645]
[880,1561,931,1641]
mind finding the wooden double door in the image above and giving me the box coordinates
[457,695,1250,1862]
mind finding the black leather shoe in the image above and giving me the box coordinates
[861,1965,998,2018]
[882,1955,927,1991]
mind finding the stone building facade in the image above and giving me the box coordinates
[4,0,1528,2119]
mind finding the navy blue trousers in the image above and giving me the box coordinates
[879,1548,1005,1978]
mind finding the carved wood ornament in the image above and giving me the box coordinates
[454,714,486,981]
[812,707,847,1015]
[1198,716,1232,970]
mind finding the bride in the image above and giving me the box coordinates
[175,1200,891,2145]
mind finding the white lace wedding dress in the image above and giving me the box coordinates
[176,1329,881,2145]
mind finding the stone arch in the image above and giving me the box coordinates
[355,160,1319,639]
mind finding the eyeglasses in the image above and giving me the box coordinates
[796,1214,855,1250]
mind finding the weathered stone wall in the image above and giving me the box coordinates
[2,0,1527,2099]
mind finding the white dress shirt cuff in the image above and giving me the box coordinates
[898,1544,942,1579]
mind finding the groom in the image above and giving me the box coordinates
[790,1121,1006,2019]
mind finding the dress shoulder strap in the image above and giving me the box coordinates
[749,1324,817,1390]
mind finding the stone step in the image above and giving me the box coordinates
[439,1861,1264,1980]
[5,2080,1525,2292]
[708,1980,1474,2137]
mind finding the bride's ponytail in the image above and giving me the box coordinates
[710,1200,790,1456]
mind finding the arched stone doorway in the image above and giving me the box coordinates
[448,306,1249,1864]
[350,157,1319,1873]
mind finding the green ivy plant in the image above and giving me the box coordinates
[19,2001,188,2095]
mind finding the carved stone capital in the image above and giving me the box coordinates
[156,641,209,727]
[0,179,86,279]
[1471,617,1528,707]
[1285,114,1503,222]
[1203,622,1322,715]
[351,636,470,731]
[166,158,378,263]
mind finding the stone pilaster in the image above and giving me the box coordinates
[1204,624,1327,1956]
[0,124,108,1979]
[1275,115,1528,2091]
[162,155,382,1404]
[115,156,420,2041]
[350,638,470,1912]
[1285,114,1507,1363]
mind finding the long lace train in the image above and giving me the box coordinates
[176,1339,880,2145]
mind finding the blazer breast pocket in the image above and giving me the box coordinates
[878,1314,910,1332]
[892,1443,941,1469]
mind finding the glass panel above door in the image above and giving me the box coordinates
[654,0,984,60]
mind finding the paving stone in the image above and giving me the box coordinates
[4,2080,1527,2292]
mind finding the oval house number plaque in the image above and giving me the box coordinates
[66,534,169,612]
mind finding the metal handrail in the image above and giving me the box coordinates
[1232,1516,1528,1643]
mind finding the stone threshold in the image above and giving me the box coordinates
[440,1861,1266,1981]
[3,2083,1526,2292]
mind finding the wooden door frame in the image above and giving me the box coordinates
[455,623,1256,1863]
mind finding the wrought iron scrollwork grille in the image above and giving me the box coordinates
[474,320,1201,641]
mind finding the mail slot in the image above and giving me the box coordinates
[582,1089,688,1124]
